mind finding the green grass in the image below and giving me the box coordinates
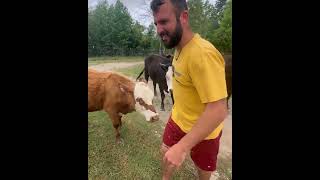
[88,56,144,66]
[216,156,232,180]
[115,64,144,77]
[88,111,197,179]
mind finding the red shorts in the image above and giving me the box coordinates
[162,116,222,171]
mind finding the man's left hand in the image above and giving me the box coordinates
[163,143,188,170]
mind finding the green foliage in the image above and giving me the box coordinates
[210,0,232,53]
[88,0,158,57]
[88,0,232,56]
[188,0,231,53]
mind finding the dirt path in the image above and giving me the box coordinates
[89,62,143,72]
[89,62,232,179]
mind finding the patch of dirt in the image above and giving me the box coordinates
[89,62,143,72]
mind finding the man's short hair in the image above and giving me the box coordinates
[150,0,188,18]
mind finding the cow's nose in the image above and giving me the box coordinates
[150,115,159,122]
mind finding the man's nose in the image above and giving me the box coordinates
[156,25,164,35]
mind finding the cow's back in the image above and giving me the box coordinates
[88,69,112,112]
[145,55,170,86]
[88,69,135,113]
[105,72,135,114]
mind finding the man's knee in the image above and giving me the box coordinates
[196,167,214,180]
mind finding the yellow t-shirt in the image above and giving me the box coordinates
[171,33,228,140]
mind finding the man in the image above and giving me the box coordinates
[150,0,228,180]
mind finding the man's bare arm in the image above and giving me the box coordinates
[163,98,228,167]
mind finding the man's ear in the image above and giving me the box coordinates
[181,10,189,24]
[119,82,133,93]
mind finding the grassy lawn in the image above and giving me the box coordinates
[88,111,197,179]
[88,56,144,66]
[115,64,144,78]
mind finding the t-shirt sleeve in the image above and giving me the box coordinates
[189,50,228,103]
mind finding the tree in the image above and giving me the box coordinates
[187,0,231,53]
[210,0,232,53]
[88,0,112,56]
[88,0,154,57]
[213,0,227,28]
[188,0,217,40]
[215,0,227,15]
[188,0,206,36]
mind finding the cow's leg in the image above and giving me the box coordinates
[227,96,229,109]
[145,71,149,82]
[109,112,122,142]
[160,89,165,111]
[159,83,167,111]
[170,89,174,105]
[153,81,158,96]
[227,95,231,110]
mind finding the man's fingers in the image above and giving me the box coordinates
[166,162,176,174]
[163,154,179,169]
[162,155,176,177]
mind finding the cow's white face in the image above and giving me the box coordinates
[134,82,159,122]
[166,66,173,92]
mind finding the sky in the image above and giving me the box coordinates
[88,0,217,27]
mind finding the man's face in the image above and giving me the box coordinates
[153,1,183,49]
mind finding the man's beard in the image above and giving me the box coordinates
[160,19,183,49]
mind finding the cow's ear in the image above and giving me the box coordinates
[137,77,147,84]
[119,82,133,93]
[160,63,168,71]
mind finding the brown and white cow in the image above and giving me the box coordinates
[88,69,159,141]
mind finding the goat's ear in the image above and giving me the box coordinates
[119,82,133,93]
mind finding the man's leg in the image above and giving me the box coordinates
[196,166,213,180]
[161,117,186,180]
[191,132,222,180]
